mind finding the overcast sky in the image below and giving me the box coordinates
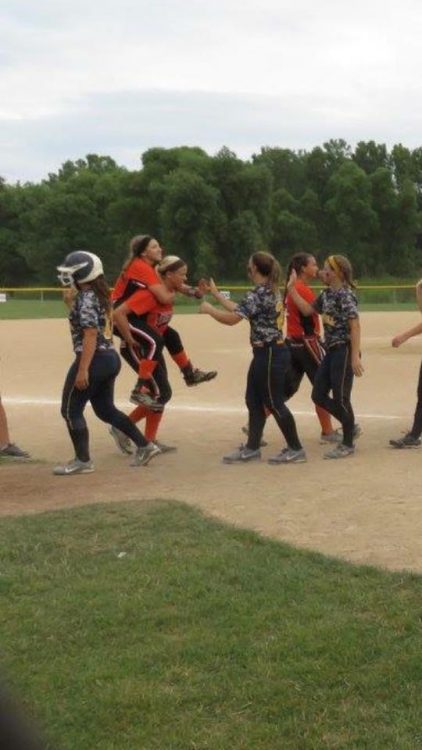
[1,0,422,183]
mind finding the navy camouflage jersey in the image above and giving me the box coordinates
[235,284,284,346]
[69,290,114,354]
[313,287,358,348]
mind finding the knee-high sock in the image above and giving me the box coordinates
[171,350,190,370]
[145,412,163,441]
[316,405,334,435]
[129,405,147,423]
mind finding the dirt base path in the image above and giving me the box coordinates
[1,312,421,572]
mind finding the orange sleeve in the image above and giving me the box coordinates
[295,280,316,303]
[125,289,156,315]
[127,259,159,286]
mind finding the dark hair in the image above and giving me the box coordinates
[327,254,356,289]
[122,234,153,271]
[250,251,282,293]
[284,252,314,303]
[90,275,112,314]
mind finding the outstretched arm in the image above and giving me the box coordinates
[199,278,238,312]
[392,320,422,347]
[199,301,242,326]
[148,283,175,304]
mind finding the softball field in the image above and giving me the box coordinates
[1,311,421,572]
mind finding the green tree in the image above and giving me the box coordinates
[324,161,378,273]
[160,169,220,277]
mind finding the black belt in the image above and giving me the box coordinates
[326,341,349,350]
[252,339,284,348]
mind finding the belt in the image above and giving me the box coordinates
[252,338,284,348]
[326,341,349,350]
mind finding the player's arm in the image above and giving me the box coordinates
[62,288,76,309]
[286,270,314,316]
[199,301,242,326]
[148,283,175,304]
[202,278,238,312]
[416,278,422,312]
[112,303,139,348]
[75,328,97,390]
[392,320,422,347]
[349,317,364,376]
[179,283,204,299]
[130,263,175,304]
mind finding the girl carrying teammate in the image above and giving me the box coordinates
[287,254,363,459]
[389,279,422,449]
[54,250,160,475]
[200,251,306,464]
[284,252,337,442]
[112,256,190,454]
[112,235,216,407]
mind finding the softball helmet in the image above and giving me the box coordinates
[57,251,104,287]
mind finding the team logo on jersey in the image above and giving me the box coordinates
[275,300,285,331]
[321,313,335,328]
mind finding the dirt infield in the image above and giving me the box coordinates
[1,312,421,572]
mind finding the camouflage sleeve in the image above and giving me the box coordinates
[340,289,359,319]
[78,291,101,329]
[234,290,257,320]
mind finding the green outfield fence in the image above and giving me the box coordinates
[0,285,419,307]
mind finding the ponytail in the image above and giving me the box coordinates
[326,255,356,289]
[90,275,112,314]
[250,251,282,293]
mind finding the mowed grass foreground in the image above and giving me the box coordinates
[0,501,421,750]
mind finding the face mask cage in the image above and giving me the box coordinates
[57,260,90,288]
[57,269,76,287]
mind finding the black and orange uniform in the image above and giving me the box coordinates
[285,280,333,434]
[61,289,148,462]
[311,287,359,448]
[235,284,303,452]
[113,258,198,383]
[119,287,175,441]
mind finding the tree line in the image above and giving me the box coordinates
[1,139,422,286]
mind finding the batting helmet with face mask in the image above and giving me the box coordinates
[57,251,104,287]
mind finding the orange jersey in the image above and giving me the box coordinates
[125,288,173,334]
[285,280,321,338]
[112,258,160,302]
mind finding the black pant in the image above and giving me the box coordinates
[312,344,355,447]
[285,337,325,399]
[410,359,422,438]
[61,350,147,461]
[246,344,302,451]
[116,317,183,360]
[120,345,172,407]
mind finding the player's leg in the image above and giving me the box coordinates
[164,326,217,386]
[265,345,306,463]
[390,359,422,448]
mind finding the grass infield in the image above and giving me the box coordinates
[0,501,421,749]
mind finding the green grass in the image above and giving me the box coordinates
[1,501,422,749]
[0,299,201,319]
[0,297,418,320]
